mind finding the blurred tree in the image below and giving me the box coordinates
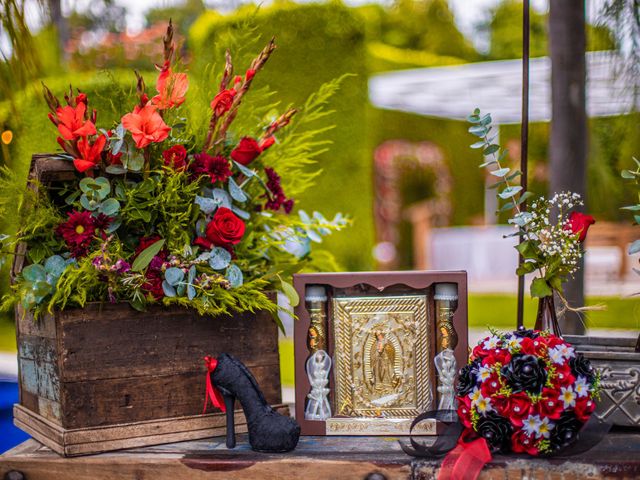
[484,0,615,60]
[374,0,478,60]
[145,0,205,40]
[549,0,587,334]
[67,0,126,34]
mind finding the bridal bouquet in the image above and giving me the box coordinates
[1,23,347,325]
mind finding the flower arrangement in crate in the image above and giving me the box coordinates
[467,109,595,334]
[0,23,347,327]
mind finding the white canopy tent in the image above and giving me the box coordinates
[369,51,637,124]
[368,51,638,292]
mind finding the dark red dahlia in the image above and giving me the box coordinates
[190,152,232,184]
[56,210,95,257]
[264,167,294,213]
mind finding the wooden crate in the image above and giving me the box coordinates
[11,155,285,456]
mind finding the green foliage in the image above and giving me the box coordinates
[190,3,373,271]
[366,42,466,73]
[355,0,477,60]
[485,0,616,60]
[369,108,485,226]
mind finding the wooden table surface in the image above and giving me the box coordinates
[2,433,640,480]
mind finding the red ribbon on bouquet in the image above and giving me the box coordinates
[203,355,226,414]
[439,433,492,480]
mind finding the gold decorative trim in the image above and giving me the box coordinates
[326,417,436,435]
[332,295,432,423]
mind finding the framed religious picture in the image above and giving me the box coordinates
[293,271,468,436]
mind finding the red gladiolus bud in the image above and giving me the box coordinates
[245,69,256,82]
[259,136,275,151]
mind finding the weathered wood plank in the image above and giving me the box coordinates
[58,303,279,382]
[14,404,290,457]
[59,365,281,429]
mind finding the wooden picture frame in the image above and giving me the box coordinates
[293,271,468,436]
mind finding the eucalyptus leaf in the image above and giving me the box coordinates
[162,281,177,297]
[307,229,322,243]
[209,247,231,270]
[131,239,165,272]
[80,194,99,211]
[629,240,640,255]
[498,186,523,199]
[105,164,127,175]
[299,210,311,224]
[233,161,256,177]
[22,264,46,282]
[44,255,66,278]
[195,196,218,214]
[127,154,144,172]
[93,177,111,199]
[483,144,500,155]
[99,198,120,216]
[187,285,196,300]
[231,206,250,220]
[470,140,485,149]
[225,264,243,287]
[106,218,121,233]
[228,177,248,203]
[211,188,232,209]
[164,267,185,286]
[490,167,510,177]
[188,265,196,284]
[79,177,94,194]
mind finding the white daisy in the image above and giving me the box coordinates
[476,365,493,383]
[474,394,494,415]
[560,386,577,408]
[574,376,590,398]
[522,414,542,437]
[504,335,522,352]
[482,335,501,350]
[558,344,576,360]
[469,386,482,403]
[548,346,566,365]
[538,417,555,439]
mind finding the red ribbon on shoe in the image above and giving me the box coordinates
[203,355,226,414]
[439,434,492,480]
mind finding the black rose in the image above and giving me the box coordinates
[550,412,583,451]
[476,412,513,453]
[501,354,548,395]
[513,326,540,339]
[570,353,595,384]
[456,360,480,397]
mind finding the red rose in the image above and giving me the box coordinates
[457,397,473,428]
[230,137,262,165]
[506,392,532,427]
[536,387,563,420]
[511,430,539,456]
[471,344,491,361]
[546,335,565,349]
[163,145,188,171]
[480,372,502,397]
[553,363,575,388]
[574,396,596,422]
[205,207,245,247]
[210,89,236,117]
[564,212,595,242]
[482,348,511,367]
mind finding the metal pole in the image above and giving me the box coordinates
[518,0,530,329]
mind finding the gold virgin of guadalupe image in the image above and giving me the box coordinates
[331,295,433,419]
[369,329,400,395]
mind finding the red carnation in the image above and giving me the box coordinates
[56,210,95,257]
[231,137,262,166]
[564,212,595,242]
[191,152,232,184]
[163,145,188,171]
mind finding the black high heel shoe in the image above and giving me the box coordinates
[205,353,300,452]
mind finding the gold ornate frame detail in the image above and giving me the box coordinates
[331,295,432,420]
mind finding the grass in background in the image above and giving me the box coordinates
[0,321,15,352]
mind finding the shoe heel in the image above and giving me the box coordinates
[222,392,236,449]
